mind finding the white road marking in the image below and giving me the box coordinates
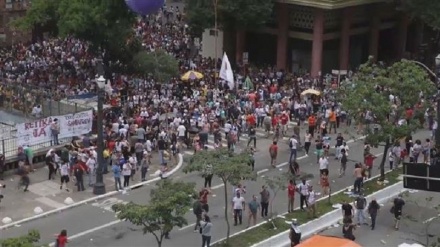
[257,169,269,175]
[179,223,196,231]
[275,155,307,168]
[211,184,224,190]
[49,220,122,247]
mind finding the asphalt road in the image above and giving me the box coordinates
[0,130,430,247]
[316,190,440,247]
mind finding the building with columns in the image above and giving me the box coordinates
[232,0,422,77]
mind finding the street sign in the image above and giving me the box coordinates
[243,52,249,65]
[403,162,440,192]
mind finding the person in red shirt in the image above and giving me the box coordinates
[269,141,278,167]
[247,113,256,128]
[55,229,68,247]
[364,153,377,179]
[199,188,210,213]
[271,114,279,130]
[280,112,289,136]
[287,179,296,213]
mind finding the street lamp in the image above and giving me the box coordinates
[93,75,107,195]
[435,54,440,146]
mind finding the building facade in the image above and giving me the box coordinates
[0,0,29,45]
[233,0,422,77]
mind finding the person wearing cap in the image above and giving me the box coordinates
[289,219,301,246]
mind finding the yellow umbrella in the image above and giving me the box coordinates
[300,88,321,96]
[181,70,204,81]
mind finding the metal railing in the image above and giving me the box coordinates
[0,136,72,158]
[0,82,92,117]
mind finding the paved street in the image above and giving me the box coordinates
[0,127,430,247]
[316,190,440,247]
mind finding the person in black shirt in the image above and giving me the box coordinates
[341,200,354,222]
[247,127,257,149]
[335,133,344,160]
[157,138,167,165]
[392,195,405,230]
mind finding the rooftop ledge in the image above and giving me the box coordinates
[278,0,387,9]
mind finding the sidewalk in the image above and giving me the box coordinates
[318,190,440,247]
[0,154,166,224]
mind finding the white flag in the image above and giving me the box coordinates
[219,52,235,90]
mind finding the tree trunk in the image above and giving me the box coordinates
[379,140,390,181]
[223,180,231,243]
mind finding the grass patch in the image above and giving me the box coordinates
[215,168,402,247]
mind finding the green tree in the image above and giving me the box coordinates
[263,173,292,229]
[185,0,275,36]
[112,180,196,247]
[337,57,434,180]
[15,0,138,67]
[401,0,440,29]
[0,230,44,247]
[131,50,180,82]
[183,148,256,243]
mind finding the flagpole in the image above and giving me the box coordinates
[214,0,219,86]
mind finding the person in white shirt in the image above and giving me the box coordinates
[86,156,96,186]
[307,186,318,218]
[298,179,310,210]
[289,135,299,163]
[177,123,186,143]
[59,162,70,192]
[224,121,232,139]
[31,105,42,118]
[128,155,137,181]
[319,156,329,176]
[231,192,246,226]
[122,162,132,188]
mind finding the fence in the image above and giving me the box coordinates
[0,82,92,118]
[0,136,72,158]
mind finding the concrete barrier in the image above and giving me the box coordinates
[0,153,184,230]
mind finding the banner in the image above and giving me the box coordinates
[16,110,93,146]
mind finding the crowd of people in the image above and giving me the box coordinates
[0,2,436,247]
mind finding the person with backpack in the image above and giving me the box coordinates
[367,198,380,230]
[354,194,367,225]
[192,199,203,233]
[289,219,301,246]
[269,141,278,168]
[392,194,405,230]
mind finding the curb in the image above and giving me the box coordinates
[0,154,184,230]
[211,168,398,246]
[251,181,406,247]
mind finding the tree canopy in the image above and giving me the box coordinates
[0,230,43,247]
[338,57,435,179]
[112,179,196,247]
[183,148,256,243]
[401,0,440,29]
[131,50,180,82]
[15,0,137,65]
[185,0,275,36]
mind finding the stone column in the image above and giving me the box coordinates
[369,13,380,61]
[276,2,289,71]
[311,8,324,78]
[339,7,353,70]
[395,14,409,59]
[235,30,246,65]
